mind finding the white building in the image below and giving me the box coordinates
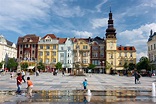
[0,35,17,62]
[58,38,74,73]
[147,30,156,66]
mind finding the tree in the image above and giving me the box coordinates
[55,62,62,70]
[6,58,18,71]
[123,62,128,70]
[136,56,151,71]
[20,62,28,70]
[88,64,96,69]
[37,62,45,71]
[128,63,136,70]
[87,64,96,73]
[0,62,3,69]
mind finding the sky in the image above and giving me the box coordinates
[0,0,156,62]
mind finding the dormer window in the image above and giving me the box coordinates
[124,47,127,50]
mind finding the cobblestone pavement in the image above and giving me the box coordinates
[0,72,156,92]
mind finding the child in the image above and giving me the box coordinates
[27,77,33,98]
[16,73,22,94]
[83,78,88,90]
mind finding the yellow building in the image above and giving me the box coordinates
[72,38,90,69]
[105,10,136,73]
[38,34,58,70]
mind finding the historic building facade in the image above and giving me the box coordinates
[58,38,74,73]
[147,30,156,67]
[15,10,136,73]
[73,38,90,71]
[0,35,17,63]
[90,36,105,73]
[105,10,136,73]
[38,34,58,71]
[17,34,40,62]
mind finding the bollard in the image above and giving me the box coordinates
[152,82,156,97]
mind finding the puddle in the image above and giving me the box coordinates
[0,90,156,104]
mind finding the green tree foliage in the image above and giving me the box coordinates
[0,62,3,69]
[37,62,45,71]
[6,58,18,71]
[123,62,128,69]
[55,62,62,70]
[128,63,136,70]
[88,64,96,69]
[20,62,28,70]
[136,56,151,71]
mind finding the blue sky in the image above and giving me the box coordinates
[0,0,156,61]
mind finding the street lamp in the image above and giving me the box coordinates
[102,61,105,74]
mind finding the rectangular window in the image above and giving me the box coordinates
[53,45,56,49]
[61,47,63,50]
[60,53,64,57]
[60,60,64,63]
[83,45,88,49]
[45,58,49,64]
[39,52,43,56]
[20,45,22,48]
[92,46,98,50]
[53,51,56,56]
[83,52,87,57]
[83,59,87,64]
[32,44,35,48]
[125,53,127,57]
[130,53,133,57]
[53,58,56,62]
[40,45,43,49]
[92,52,98,57]
[92,60,99,65]
[68,47,71,50]
[46,51,49,56]
[119,52,121,57]
[46,45,50,49]
[151,45,153,50]
[20,51,22,54]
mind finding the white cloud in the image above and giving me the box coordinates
[72,30,93,38]
[137,52,148,62]
[118,23,156,61]
[95,0,108,12]
[0,0,51,35]
[51,1,84,17]
[91,18,107,29]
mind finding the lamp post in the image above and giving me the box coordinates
[102,61,105,74]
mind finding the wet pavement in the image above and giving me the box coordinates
[0,72,156,103]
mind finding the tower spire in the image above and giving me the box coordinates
[105,8,116,38]
[110,6,111,13]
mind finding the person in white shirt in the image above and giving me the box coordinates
[21,70,26,83]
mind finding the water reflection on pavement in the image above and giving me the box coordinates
[1,90,156,104]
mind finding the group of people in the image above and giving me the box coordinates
[16,70,33,98]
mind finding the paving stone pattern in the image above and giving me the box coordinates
[0,72,156,92]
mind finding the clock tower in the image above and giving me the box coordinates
[105,9,117,72]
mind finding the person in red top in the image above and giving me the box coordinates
[27,77,33,98]
[16,73,22,94]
